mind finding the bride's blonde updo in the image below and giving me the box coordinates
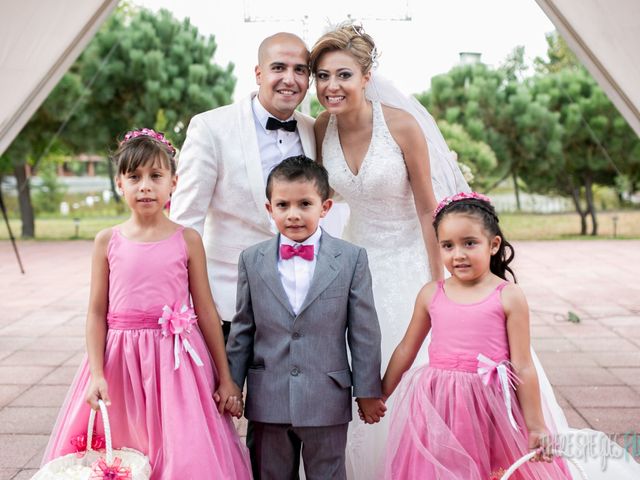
[310,23,378,75]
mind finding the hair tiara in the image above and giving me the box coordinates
[121,128,176,156]
[433,192,492,219]
[350,23,379,70]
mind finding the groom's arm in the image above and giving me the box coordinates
[170,113,219,236]
[346,248,382,398]
[226,251,255,388]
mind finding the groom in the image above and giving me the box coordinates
[170,32,315,338]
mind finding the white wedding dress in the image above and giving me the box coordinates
[322,99,640,479]
[323,100,433,479]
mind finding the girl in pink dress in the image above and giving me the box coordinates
[381,192,570,479]
[42,129,252,479]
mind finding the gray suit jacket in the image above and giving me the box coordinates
[227,231,382,427]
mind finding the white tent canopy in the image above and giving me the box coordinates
[0,0,118,155]
[535,0,640,136]
[0,0,638,157]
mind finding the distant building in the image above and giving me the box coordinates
[459,52,482,65]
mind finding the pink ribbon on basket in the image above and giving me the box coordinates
[477,353,522,431]
[90,457,132,479]
[158,302,204,370]
[70,432,105,456]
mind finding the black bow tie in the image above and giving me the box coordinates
[266,117,297,132]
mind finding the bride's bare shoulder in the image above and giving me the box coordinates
[380,104,422,143]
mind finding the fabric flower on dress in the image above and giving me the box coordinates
[433,191,491,219]
[158,302,204,370]
[90,457,132,479]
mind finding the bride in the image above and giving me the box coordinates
[311,23,469,479]
[310,22,640,480]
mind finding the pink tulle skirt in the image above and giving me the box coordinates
[42,326,252,479]
[384,366,571,479]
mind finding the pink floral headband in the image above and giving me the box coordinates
[433,191,492,219]
[121,128,176,156]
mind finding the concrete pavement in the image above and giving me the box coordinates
[1,239,639,478]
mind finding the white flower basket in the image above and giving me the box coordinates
[500,449,588,480]
[32,400,151,480]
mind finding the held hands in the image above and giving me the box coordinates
[86,376,111,411]
[213,379,244,418]
[528,429,554,463]
[356,397,387,424]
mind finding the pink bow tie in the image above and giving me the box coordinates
[280,244,314,261]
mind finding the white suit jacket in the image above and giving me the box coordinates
[170,93,316,320]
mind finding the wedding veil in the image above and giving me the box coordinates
[364,72,471,200]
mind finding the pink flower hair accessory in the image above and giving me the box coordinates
[121,128,176,156]
[433,191,491,219]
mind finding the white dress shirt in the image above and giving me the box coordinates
[277,228,322,315]
[252,96,304,183]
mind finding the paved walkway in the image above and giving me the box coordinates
[1,240,639,479]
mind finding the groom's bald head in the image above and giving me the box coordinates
[258,32,308,65]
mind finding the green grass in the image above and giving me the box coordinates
[1,210,639,241]
[500,210,640,240]
[0,216,128,241]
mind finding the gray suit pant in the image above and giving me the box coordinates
[250,421,348,480]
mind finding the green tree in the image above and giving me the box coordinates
[0,73,86,237]
[534,31,580,74]
[418,57,562,208]
[530,69,632,235]
[529,31,640,234]
[75,7,235,152]
[1,5,236,238]
[436,120,497,190]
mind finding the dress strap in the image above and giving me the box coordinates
[495,281,509,293]
[429,280,446,305]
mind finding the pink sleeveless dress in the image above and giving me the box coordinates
[42,227,252,479]
[384,281,571,479]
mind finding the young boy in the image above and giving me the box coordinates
[226,156,384,479]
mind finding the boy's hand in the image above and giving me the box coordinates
[213,379,244,418]
[356,397,386,424]
[86,377,111,411]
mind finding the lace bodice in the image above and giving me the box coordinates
[322,101,423,250]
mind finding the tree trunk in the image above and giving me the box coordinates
[14,163,35,238]
[107,158,120,203]
[570,186,588,235]
[512,173,521,211]
[584,175,598,236]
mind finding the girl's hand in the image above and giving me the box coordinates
[528,429,553,463]
[213,380,243,418]
[86,377,111,410]
[356,397,387,424]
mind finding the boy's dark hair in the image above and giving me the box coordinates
[266,155,331,201]
[433,198,517,282]
[112,134,176,176]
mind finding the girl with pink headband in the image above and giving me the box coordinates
[40,129,252,479]
[380,192,571,479]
